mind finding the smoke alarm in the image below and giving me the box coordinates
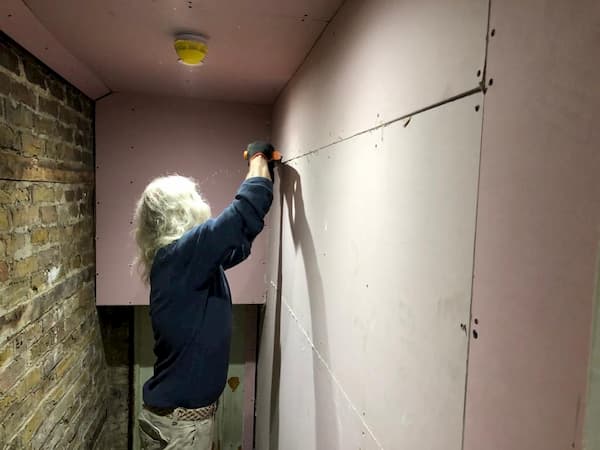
[174,33,209,66]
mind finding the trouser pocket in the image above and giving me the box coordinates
[138,410,169,450]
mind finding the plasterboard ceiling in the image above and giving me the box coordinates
[19,0,344,103]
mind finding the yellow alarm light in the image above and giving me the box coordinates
[174,33,208,66]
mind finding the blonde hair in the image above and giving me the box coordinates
[133,175,211,283]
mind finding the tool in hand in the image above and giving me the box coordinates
[243,141,282,162]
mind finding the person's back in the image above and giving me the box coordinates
[133,143,276,449]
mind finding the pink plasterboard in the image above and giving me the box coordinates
[257,91,484,448]
[0,0,109,99]
[23,0,344,104]
[95,92,272,305]
[463,1,600,449]
[273,0,489,160]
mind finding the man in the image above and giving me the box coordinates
[133,142,275,449]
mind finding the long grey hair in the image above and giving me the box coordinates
[133,175,211,283]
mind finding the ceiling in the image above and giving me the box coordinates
[7,0,344,103]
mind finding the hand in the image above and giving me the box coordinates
[245,141,275,161]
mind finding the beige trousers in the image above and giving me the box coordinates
[138,408,214,450]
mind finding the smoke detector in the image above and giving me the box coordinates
[174,33,208,66]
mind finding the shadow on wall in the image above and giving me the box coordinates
[267,164,340,449]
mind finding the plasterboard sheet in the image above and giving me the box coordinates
[259,93,483,449]
[255,179,283,450]
[95,93,272,305]
[276,302,380,450]
[23,0,343,103]
[463,1,600,449]
[273,0,488,160]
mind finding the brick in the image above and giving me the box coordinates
[0,41,19,74]
[16,366,42,397]
[46,78,65,101]
[21,132,45,157]
[31,229,48,245]
[0,341,15,366]
[68,204,79,218]
[30,333,53,359]
[47,227,60,243]
[65,89,83,113]
[18,406,45,445]
[57,123,73,143]
[58,143,78,161]
[0,238,6,257]
[15,256,37,277]
[0,72,11,96]
[43,141,60,160]
[0,209,9,231]
[6,103,34,128]
[0,261,9,282]
[6,233,27,258]
[38,97,60,117]
[64,190,75,202]
[0,357,26,392]
[81,151,94,167]
[14,187,30,203]
[0,122,18,149]
[0,188,8,204]
[22,58,47,90]
[40,206,57,224]
[32,186,55,203]
[9,81,36,109]
[15,321,43,351]
[59,105,77,126]
[34,115,56,137]
[37,248,59,269]
[76,115,91,131]
[74,131,86,147]
[30,271,47,293]
[0,388,45,446]
[11,205,38,227]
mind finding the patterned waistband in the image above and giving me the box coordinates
[143,401,217,421]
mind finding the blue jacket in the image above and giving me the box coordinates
[143,177,273,408]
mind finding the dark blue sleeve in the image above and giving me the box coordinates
[175,177,273,278]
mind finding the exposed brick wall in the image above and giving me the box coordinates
[0,33,123,449]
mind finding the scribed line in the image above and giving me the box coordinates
[282,299,385,449]
[282,87,482,165]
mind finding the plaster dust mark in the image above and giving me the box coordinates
[227,376,240,392]
[282,300,384,449]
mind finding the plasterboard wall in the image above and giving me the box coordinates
[256,0,489,448]
[464,1,600,449]
[95,93,271,305]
